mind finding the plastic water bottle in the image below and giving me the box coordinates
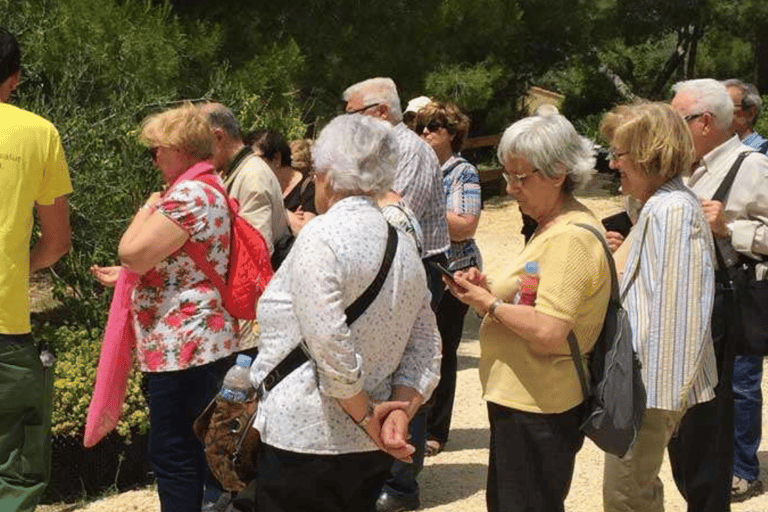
[516,261,540,306]
[219,354,254,403]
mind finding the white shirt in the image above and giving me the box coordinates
[251,196,441,454]
[688,135,768,266]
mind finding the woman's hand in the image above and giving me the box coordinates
[89,265,121,287]
[143,191,163,209]
[380,408,415,462]
[605,231,625,253]
[446,271,496,315]
[361,401,415,463]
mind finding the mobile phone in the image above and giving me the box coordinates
[429,261,456,282]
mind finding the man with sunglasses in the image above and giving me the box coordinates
[669,78,768,510]
[343,77,449,512]
[0,28,72,511]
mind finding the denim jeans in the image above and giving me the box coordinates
[145,356,233,512]
[733,354,763,481]
[379,255,446,500]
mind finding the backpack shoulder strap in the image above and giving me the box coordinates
[259,222,399,395]
[567,223,621,400]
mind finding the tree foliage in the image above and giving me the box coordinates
[4,0,766,438]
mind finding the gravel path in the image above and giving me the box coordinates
[47,180,768,511]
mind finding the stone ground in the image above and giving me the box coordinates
[41,175,768,511]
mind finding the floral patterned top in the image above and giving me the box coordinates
[132,178,240,372]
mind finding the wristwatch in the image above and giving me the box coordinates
[355,401,375,429]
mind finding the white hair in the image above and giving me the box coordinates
[497,113,595,193]
[723,78,763,127]
[672,78,734,132]
[343,77,403,123]
[312,114,396,196]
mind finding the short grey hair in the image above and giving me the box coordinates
[672,78,733,132]
[723,78,763,127]
[200,102,243,141]
[312,114,396,196]
[496,113,595,193]
[343,77,403,123]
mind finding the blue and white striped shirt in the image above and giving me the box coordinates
[620,177,717,411]
[442,155,482,271]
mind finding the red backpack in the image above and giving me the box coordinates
[178,163,274,320]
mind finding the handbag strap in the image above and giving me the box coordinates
[710,151,753,271]
[258,222,399,395]
[566,223,621,401]
[711,151,751,203]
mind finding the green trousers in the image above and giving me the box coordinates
[0,335,53,512]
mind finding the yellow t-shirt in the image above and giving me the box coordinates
[0,103,72,334]
[479,202,610,413]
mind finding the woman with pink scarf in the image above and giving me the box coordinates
[91,103,239,512]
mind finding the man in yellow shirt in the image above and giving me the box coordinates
[0,28,72,511]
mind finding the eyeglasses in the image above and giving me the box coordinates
[346,102,380,114]
[416,120,446,134]
[684,112,706,123]
[608,149,629,161]
[502,169,538,186]
[149,147,160,161]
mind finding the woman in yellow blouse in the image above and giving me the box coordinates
[445,112,611,512]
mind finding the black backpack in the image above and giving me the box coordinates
[567,223,646,458]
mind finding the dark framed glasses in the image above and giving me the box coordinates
[346,102,380,114]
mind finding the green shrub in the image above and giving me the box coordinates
[9,0,305,440]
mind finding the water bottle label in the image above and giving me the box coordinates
[220,388,248,402]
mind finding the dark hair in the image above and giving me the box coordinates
[414,101,470,153]
[0,28,21,84]
[247,129,291,167]
[203,102,243,141]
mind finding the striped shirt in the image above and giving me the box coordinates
[743,131,768,153]
[620,177,717,411]
[442,155,482,270]
[392,123,450,257]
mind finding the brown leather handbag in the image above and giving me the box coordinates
[193,395,260,492]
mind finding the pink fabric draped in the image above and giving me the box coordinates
[83,268,139,447]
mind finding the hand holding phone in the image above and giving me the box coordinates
[429,261,455,282]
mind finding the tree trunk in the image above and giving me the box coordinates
[757,21,768,93]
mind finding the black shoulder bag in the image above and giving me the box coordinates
[710,151,768,355]
[194,223,399,497]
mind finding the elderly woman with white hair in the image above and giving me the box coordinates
[249,114,441,512]
[444,113,611,512]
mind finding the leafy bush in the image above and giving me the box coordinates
[8,0,305,439]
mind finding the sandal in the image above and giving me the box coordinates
[425,439,444,457]
[732,475,763,503]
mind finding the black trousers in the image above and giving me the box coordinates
[256,444,392,512]
[486,401,585,512]
[667,283,735,512]
[427,292,469,444]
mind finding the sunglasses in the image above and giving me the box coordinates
[149,147,160,161]
[416,120,446,134]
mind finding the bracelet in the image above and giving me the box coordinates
[487,298,503,321]
[355,401,375,429]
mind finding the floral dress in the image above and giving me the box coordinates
[132,179,240,372]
